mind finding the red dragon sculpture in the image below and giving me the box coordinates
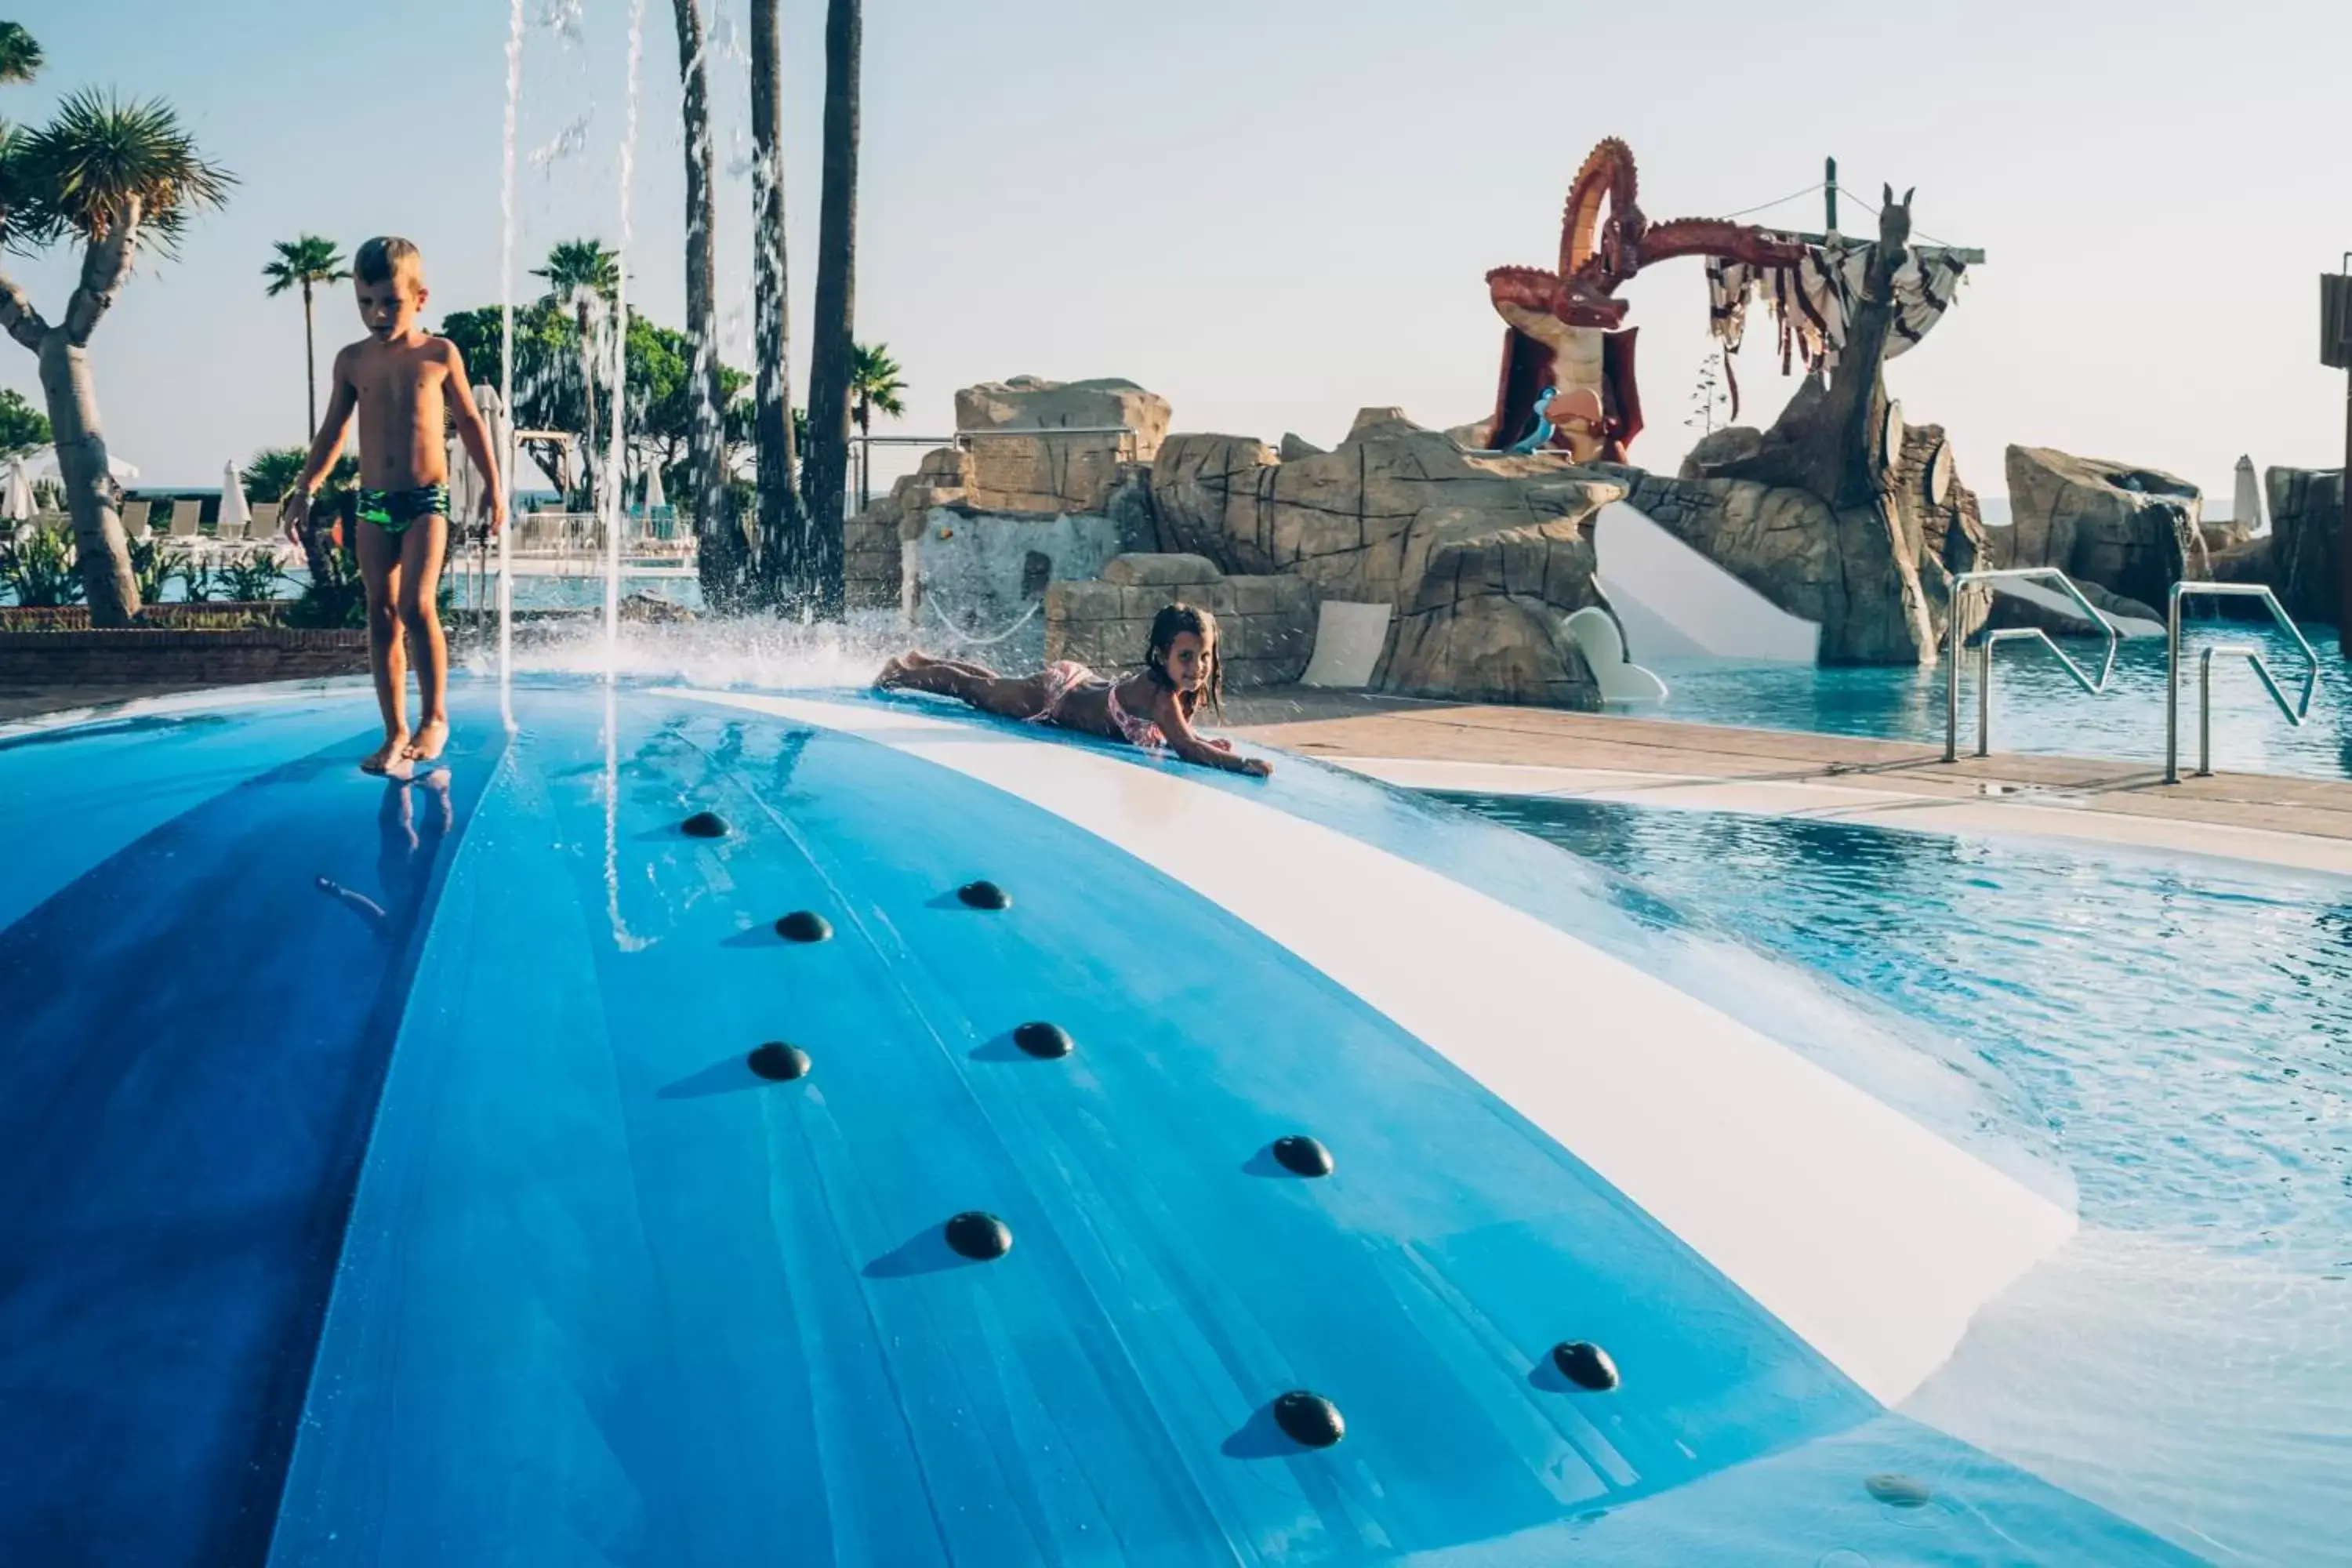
[1484,138,1814,460]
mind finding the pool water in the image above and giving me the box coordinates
[1648,622,2352,782]
[1445,793,2352,1561]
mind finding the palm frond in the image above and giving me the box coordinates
[11,89,234,255]
[263,233,347,295]
[0,24,42,88]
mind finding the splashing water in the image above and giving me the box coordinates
[528,116,593,176]
[604,0,649,673]
[537,0,586,42]
[498,0,524,720]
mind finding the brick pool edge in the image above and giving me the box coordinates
[0,627,371,685]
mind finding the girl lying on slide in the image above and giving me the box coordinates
[876,603,1273,778]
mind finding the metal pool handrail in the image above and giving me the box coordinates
[1944,568,2121,762]
[2164,582,2318,783]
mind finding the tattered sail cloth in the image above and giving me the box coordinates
[1707,245,1969,379]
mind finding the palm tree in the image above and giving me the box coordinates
[848,341,905,510]
[0,90,233,624]
[530,238,619,506]
[802,0,860,619]
[672,0,739,610]
[0,23,41,85]
[262,235,347,441]
[747,0,808,610]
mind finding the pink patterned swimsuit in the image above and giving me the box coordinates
[1028,662,1167,752]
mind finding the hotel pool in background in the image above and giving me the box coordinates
[1645,622,2352,782]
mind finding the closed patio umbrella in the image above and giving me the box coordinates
[642,459,666,513]
[3,456,34,521]
[450,385,514,529]
[219,460,251,537]
[2232,454,2263,532]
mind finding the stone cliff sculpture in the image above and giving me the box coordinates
[1150,410,1627,706]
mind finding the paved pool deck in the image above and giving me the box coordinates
[1225,689,2352,877]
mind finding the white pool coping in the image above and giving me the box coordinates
[669,687,2077,1410]
[1328,756,2352,880]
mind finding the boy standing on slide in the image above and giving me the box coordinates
[285,236,504,773]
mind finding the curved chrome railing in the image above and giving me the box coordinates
[1943,568,2121,762]
[2164,582,2318,782]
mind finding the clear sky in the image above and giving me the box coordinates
[5,0,2347,508]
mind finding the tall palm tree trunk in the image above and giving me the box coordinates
[803,0,859,619]
[576,296,599,510]
[675,0,740,612]
[301,278,318,441]
[40,332,140,622]
[748,0,808,609]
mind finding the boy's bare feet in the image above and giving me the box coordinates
[361,733,411,775]
[407,717,451,762]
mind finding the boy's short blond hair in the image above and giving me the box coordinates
[353,236,425,291]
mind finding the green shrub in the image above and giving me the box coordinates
[0,527,82,607]
[175,554,220,603]
[126,535,176,602]
[220,553,284,602]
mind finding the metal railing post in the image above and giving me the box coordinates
[2165,581,2321,782]
[1944,582,1964,761]
[2165,584,2183,783]
[2199,647,2216,777]
[1976,637,1993,757]
[1943,568,2121,764]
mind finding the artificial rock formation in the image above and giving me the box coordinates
[844,379,1171,612]
[2002,446,2207,611]
[953,376,1171,515]
[1148,409,1622,705]
[1044,553,1315,690]
[2263,466,2343,624]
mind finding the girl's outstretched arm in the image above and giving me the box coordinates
[1159,693,1272,778]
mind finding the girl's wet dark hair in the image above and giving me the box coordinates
[1143,602,1223,720]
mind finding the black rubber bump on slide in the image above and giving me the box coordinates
[1272,1390,1345,1448]
[681,811,730,838]
[944,1210,1013,1261]
[956,880,1011,911]
[775,910,833,943]
[1550,1340,1620,1392]
[1013,1022,1073,1058]
[747,1042,811,1081]
[1271,1134,1334,1178]
[1864,1473,1934,1508]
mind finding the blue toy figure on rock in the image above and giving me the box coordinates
[1503,385,1555,454]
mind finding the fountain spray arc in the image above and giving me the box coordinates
[497,0,524,724]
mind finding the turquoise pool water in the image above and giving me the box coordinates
[1446,793,2352,1565]
[1647,622,2352,782]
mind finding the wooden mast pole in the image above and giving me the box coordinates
[1824,156,1838,235]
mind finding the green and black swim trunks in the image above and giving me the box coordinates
[352,482,451,536]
